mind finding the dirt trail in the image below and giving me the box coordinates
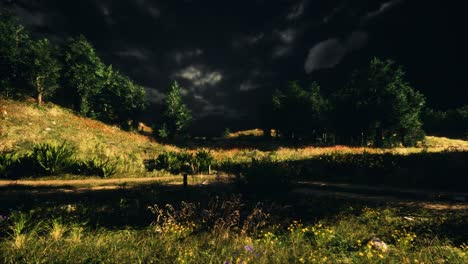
[0,177,178,187]
[0,177,466,210]
[293,181,468,210]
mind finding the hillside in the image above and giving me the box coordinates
[1,99,468,178]
[0,99,177,176]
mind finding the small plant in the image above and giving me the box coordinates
[0,151,20,179]
[30,141,75,175]
[75,157,118,178]
[194,149,214,174]
[146,151,194,174]
[49,218,67,241]
[9,212,32,250]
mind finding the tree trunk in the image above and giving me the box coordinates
[36,76,43,105]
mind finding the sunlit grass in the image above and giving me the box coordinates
[0,205,466,263]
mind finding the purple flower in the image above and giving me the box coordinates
[244,245,254,252]
[224,261,230,264]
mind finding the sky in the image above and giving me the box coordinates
[3,0,467,134]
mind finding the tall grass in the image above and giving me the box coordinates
[0,202,466,263]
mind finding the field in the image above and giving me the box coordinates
[1,99,467,263]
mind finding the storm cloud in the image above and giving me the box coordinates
[304,32,368,73]
[2,0,466,131]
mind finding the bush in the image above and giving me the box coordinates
[0,151,20,179]
[145,151,194,174]
[29,142,75,175]
[242,157,292,192]
[73,158,118,178]
[194,149,214,174]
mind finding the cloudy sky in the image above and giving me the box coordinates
[3,0,467,133]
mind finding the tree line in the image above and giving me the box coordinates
[0,10,147,129]
[1,10,466,144]
[263,57,466,147]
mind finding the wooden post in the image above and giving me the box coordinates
[183,173,188,187]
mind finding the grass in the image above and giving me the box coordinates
[2,99,467,180]
[1,99,467,262]
[0,193,466,264]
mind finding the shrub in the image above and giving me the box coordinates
[194,149,214,174]
[242,157,292,192]
[0,151,20,179]
[30,142,75,175]
[145,151,194,174]
[73,158,118,178]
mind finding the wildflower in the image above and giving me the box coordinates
[358,252,364,257]
[244,245,253,252]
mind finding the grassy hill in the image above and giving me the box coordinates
[0,99,178,176]
[1,99,467,178]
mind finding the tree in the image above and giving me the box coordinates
[0,10,30,98]
[25,39,61,105]
[156,81,192,138]
[59,35,105,116]
[333,58,425,147]
[97,65,147,127]
[271,81,329,140]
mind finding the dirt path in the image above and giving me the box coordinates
[293,181,468,210]
[0,177,466,210]
[0,177,178,187]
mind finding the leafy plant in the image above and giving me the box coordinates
[145,151,194,174]
[0,151,20,179]
[30,141,75,175]
[194,149,214,174]
[75,157,118,178]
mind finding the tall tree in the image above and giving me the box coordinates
[156,81,192,138]
[26,39,61,105]
[0,10,30,98]
[333,58,425,147]
[59,35,105,116]
[97,65,147,127]
[272,81,329,140]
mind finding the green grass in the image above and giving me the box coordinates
[0,198,466,264]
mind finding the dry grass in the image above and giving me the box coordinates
[1,99,467,177]
[0,99,178,175]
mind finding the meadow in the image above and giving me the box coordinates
[1,99,467,263]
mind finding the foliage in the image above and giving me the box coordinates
[272,81,329,140]
[423,105,468,139]
[333,58,426,147]
[155,81,192,138]
[25,38,61,105]
[0,10,30,98]
[97,65,147,127]
[0,200,466,263]
[0,151,20,179]
[146,151,194,174]
[30,142,76,175]
[74,157,118,178]
[194,149,214,174]
[59,35,106,116]
[145,150,214,175]
[241,157,293,192]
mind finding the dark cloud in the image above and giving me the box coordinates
[304,32,368,73]
[2,0,466,131]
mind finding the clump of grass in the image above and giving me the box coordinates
[0,151,20,179]
[30,141,75,175]
[74,157,118,178]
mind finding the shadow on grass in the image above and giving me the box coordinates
[159,135,330,151]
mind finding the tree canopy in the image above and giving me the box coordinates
[155,81,192,139]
